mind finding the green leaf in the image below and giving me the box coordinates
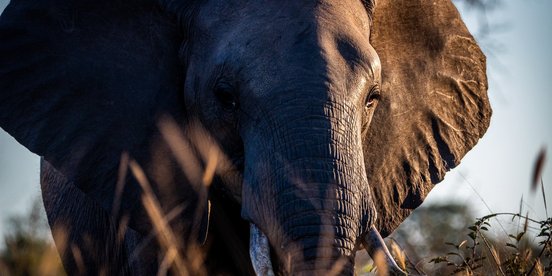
[537,229,550,237]
[453,267,467,273]
[472,264,483,271]
[474,257,486,262]
[447,252,463,258]
[429,257,448,264]
[360,263,376,273]
[480,214,498,220]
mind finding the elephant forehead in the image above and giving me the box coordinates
[197,0,371,56]
[195,0,371,29]
[195,0,377,100]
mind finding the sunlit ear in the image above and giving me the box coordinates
[363,0,492,236]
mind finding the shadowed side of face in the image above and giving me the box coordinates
[184,0,381,273]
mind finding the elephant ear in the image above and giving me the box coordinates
[0,0,206,237]
[365,0,492,236]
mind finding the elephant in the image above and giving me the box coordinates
[0,0,492,274]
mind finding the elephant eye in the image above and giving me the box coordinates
[214,83,239,112]
[365,85,381,108]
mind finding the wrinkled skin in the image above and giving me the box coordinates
[190,1,380,273]
[0,0,491,275]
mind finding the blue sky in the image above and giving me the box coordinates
[0,0,551,240]
[427,0,552,222]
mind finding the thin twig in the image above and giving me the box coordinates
[458,172,509,237]
[485,213,543,225]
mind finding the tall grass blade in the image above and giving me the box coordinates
[158,116,202,190]
[112,152,129,220]
[518,195,523,220]
[541,179,548,218]
[532,148,546,192]
[129,159,189,276]
[70,245,85,275]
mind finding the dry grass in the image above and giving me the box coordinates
[1,122,550,276]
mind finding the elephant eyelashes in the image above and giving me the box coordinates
[214,83,239,112]
[365,86,381,108]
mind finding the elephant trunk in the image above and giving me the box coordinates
[241,97,376,275]
[273,162,362,275]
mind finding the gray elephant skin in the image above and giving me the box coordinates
[0,0,491,275]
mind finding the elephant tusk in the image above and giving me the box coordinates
[363,225,407,276]
[249,224,275,276]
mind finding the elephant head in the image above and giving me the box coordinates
[0,0,491,274]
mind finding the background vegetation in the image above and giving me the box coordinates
[0,198,65,275]
[2,191,550,275]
